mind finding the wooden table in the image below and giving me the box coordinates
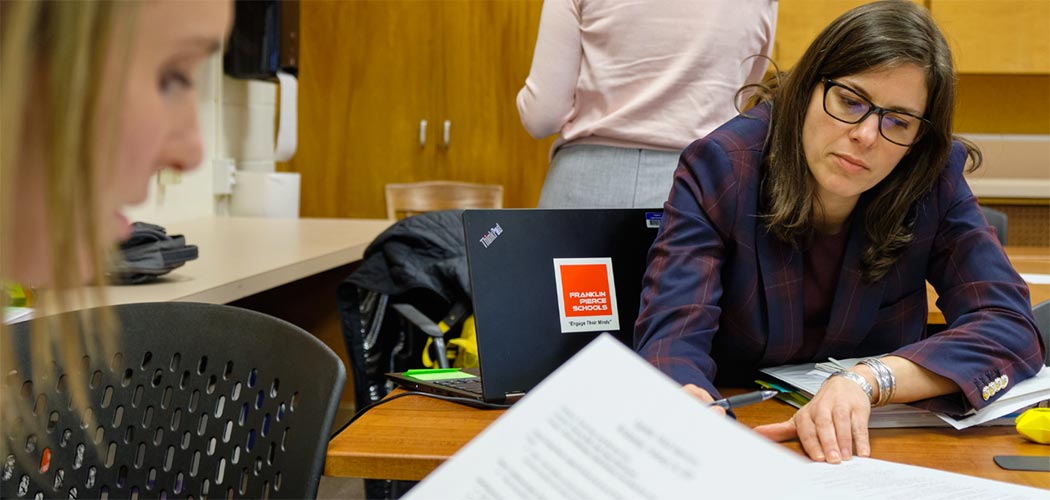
[325,388,1050,489]
[928,246,1050,324]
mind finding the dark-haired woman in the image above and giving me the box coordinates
[634,0,1044,464]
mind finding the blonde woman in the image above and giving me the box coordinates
[1,0,231,493]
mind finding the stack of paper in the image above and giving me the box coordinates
[404,335,1045,499]
[759,357,1050,429]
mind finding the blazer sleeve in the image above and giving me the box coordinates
[634,137,741,399]
[892,143,1045,411]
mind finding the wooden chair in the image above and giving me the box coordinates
[384,181,503,220]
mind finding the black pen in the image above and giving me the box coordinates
[708,389,779,410]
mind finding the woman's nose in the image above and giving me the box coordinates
[167,100,204,172]
[849,113,881,146]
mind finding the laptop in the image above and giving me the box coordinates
[387,208,662,404]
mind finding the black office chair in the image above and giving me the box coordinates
[979,206,1008,246]
[0,302,345,499]
[1033,300,1050,366]
[337,209,471,500]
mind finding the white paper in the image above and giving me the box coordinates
[274,71,298,162]
[404,335,832,500]
[1020,273,1050,285]
[405,336,1046,500]
[937,367,1050,429]
[760,360,840,396]
[3,307,33,325]
[807,457,1046,500]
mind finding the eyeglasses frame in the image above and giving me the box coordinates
[820,77,931,147]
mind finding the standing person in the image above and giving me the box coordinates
[517,0,778,208]
[1,0,231,480]
[634,0,1044,463]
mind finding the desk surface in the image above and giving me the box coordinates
[57,216,391,311]
[927,246,1050,324]
[326,389,1050,489]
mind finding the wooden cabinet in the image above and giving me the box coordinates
[288,1,1047,219]
[930,0,1050,74]
[774,1,1049,75]
[772,0,1049,136]
[288,0,554,218]
[772,1,875,71]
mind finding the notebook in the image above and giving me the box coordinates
[387,208,662,404]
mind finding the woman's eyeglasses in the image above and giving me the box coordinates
[821,78,930,147]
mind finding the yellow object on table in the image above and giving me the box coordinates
[1015,408,1050,444]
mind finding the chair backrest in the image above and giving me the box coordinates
[979,206,1008,245]
[384,181,503,220]
[1033,300,1050,366]
[1,302,345,499]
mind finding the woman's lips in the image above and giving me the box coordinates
[833,153,868,174]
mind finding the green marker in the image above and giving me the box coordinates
[404,368,462,376]
[404,368,475,381]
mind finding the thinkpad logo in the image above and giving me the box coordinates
[479,223,503,248]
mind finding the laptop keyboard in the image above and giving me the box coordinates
[433,377,484,396]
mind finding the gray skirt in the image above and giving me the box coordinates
[537,144,680,209]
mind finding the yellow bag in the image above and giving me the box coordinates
[421,315,479,369]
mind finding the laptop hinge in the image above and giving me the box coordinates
[504,392,525,404]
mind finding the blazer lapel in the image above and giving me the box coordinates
[756,226,804,365]
[817,196,888,360]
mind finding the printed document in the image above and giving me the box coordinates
[403,335,1046,499]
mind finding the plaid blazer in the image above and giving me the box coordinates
[635,105,1044,411]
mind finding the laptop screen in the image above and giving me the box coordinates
[462,208,662,402]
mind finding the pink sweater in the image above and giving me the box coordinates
[517,0,777,154]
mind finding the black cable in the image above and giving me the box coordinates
[329,391,512,440]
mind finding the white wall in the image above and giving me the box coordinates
[125,53,278,225]
[963,134,1050,199]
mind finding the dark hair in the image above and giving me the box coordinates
[757,0,981,282]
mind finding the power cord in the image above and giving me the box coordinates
[329,391,512,439]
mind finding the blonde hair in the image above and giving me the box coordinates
[2,0,136,467]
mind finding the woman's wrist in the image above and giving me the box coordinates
[860,358,897,407]
[849,364,879,403]
[827,369,875,404]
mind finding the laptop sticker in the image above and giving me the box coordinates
[645,211,663,228]
[552,258,620,333]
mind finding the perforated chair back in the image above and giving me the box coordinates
[384,181,503,220]
[1,302,345,499]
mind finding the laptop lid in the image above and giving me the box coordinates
[463,208,662,402]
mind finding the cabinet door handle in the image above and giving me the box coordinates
[443,120,451,147]
[419,119,428,148]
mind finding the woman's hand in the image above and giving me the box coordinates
[682,384,727,417]
[753,374,871,463]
